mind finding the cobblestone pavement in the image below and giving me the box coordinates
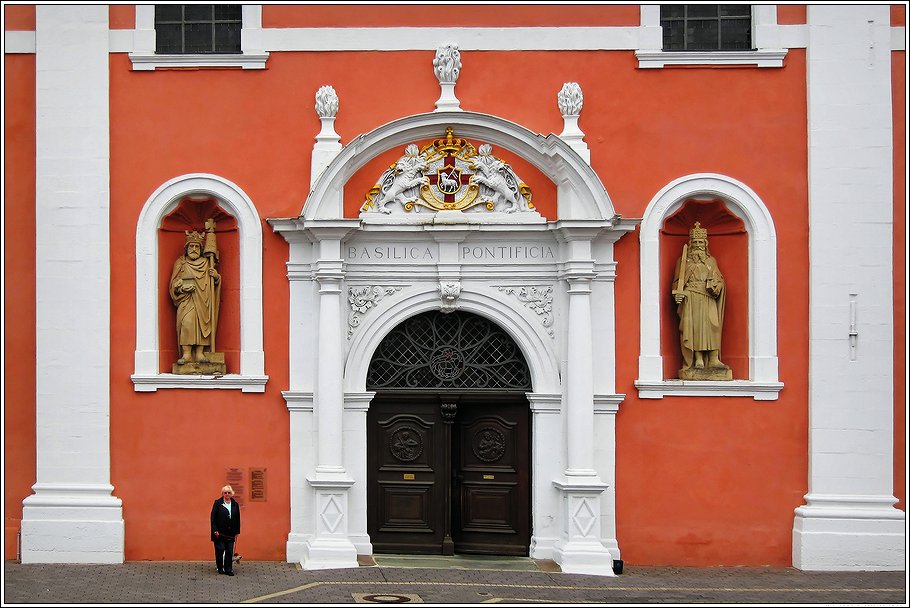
[3,559,906,605]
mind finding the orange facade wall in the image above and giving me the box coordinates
[4,54,36,560]
[892,48,905,511]
[777,5,807,25]
[3,4,35,30]
[106,43,810,565]
[262,4,640,28]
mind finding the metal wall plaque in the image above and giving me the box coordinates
[249,467,267,502]
[403,473,415,480]
[225,467,245,507]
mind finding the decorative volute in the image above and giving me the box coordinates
[433,44,463,112]
[311,85,342,188]
[557,82,590,164]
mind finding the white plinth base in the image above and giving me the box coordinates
[21,487,124,564]
[553,539,616,576]
[792,496,906,571]
[300,536,359,571]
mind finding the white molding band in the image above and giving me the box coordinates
[128,5,269,70]
[23,5,124,564]
[132,173,267,391]
[635,173,781,400]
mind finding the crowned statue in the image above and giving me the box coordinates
[672,222,732,381]
[169,218,225,375]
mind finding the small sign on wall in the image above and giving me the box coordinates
[225,467,245,507]
[249,467,267,502]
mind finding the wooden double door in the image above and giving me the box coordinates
[367,392,530,556]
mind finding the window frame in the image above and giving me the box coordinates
[130,5,268,70]
[637,4,787,68]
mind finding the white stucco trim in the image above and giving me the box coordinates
[636,5,788,68]
[128,5,268,70]
[343,285,561,395]
[302,112,616,222]
[635,173,781,400]
[131,173,267,391]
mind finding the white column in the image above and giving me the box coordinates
[300,221,360,570]
[565,275,596,476]
[794,5,904,570]
[315,259,347,475]
[551,223,614,576]
[21,5,124,564]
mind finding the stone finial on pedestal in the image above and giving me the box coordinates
[312,85,342,187]
[557,82,590,163]
[433,44,463,112]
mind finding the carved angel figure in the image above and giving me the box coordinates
[471,144,531,213]
[370,144,429,213]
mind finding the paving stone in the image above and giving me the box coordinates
[3,560,906,604]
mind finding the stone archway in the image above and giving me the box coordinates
[365,310,532,556]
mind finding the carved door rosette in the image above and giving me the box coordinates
[348,285,401,338]
[472,427,506,463]
[499,285,554,336]
[388,426,424,462]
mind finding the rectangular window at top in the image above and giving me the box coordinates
[155,5,242,54]
[660,5,753,51]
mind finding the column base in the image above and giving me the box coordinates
[553,538,616,576]
[792,494,905,570]
[552,478,615,576]
[21,484,124,564]
[300,536,359,570]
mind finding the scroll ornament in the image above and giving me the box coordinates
[348,285,401,338]
[499,286,554,336]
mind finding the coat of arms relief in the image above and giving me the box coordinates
[361,128,535,216]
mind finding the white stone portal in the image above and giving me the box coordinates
[272,111,633,575]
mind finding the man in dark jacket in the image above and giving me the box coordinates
[210,485,241,575]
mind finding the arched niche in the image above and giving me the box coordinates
[636,173,782,400]
[132,173,267,392]
[302,111,615,222]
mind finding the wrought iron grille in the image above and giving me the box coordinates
[366,311,532,390]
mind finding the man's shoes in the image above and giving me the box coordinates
[218,568,224,574]
[225,571,235,576]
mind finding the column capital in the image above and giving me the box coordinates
[303,218,361,242]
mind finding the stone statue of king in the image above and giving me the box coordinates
[169,218,225,375]
[672,222,732,381]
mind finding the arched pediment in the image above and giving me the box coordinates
[303,111,615,222]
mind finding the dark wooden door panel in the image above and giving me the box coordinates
[368,393,530,556]
[452,397,530,555]
[368,398,445,554]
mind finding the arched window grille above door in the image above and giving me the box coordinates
[366,311,532,391]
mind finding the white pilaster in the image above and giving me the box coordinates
[794,4,904,570]
[22,5,124,564]
[302,220,361,569]
[552,223,615,575]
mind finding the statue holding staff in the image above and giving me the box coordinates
[672,222,732,380]
[170,218,224,373]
